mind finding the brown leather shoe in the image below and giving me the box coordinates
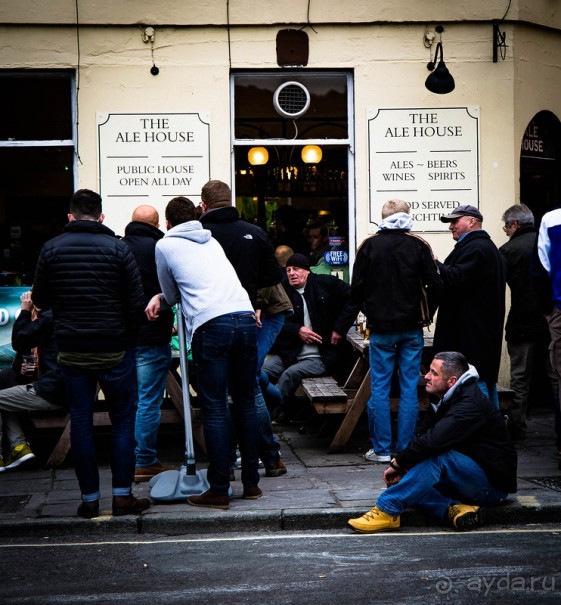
[188,488,230,510]
[112,495,150,516]
[265,458,287,478]
[135,460,176,482]
[77,500,99,519]
[243,486,263,500]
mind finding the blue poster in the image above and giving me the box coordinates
[0,287,28,368]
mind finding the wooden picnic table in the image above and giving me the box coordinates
[304,330,433,453]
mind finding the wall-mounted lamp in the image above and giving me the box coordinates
[301,145,322,164]
[425,27,454,94]
[493,21,507,62]
[248,147,269,166]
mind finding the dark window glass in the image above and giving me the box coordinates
[234,73,348,140]
[0,72,73,141]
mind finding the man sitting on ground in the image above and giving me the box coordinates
[348,351,517,533]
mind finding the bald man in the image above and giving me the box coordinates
[123,206,175,482]
[275,245,294,268]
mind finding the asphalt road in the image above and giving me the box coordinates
[2,525,561,604]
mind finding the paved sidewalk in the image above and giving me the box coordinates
[1,411,560,538]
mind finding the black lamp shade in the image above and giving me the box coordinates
[425,42,455,94]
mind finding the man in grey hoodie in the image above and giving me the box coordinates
[145,196,260,509]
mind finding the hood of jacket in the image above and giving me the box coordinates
[164,220,212,244]
[378,212,413,231]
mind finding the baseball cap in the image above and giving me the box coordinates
[440,204,483,223]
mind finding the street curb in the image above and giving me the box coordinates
[1,502,560,539]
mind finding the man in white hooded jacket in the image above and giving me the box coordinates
[145,196,260,509]
[348,351,517,533]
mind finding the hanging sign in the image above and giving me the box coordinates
[98,112,210,236]
[367,107,480,233]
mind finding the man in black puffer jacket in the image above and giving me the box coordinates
[32,189,149,519]
[348,352,517,534]
[123,206,175,482]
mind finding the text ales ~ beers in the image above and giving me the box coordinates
[382,159,465,182]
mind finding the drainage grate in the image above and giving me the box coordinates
[522,476,561,492]
[0,495,31,513]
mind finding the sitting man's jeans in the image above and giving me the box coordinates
[192,313,259,496]
[368,329,424,455]
[255,312,287,464]
[376,450,508,519]
[61,349,137,501]
[262,354,327,403]
[134,343,172,468]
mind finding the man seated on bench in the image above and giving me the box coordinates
[262,253,358,423]
[0,290,65,472]
[348,351,517,534]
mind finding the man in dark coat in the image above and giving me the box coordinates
[0,291,64,470]
[32,189,149,519]
[199,179,287,477]
[123,205,175,481]
[500,204,557,440]
[433,205,506,406]
[263,253,358,419]
[348,352,517,533]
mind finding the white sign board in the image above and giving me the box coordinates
[368,107,480,232]
[97,112,210,236]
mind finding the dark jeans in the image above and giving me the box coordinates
[60,349,137,500]
[192,313,259,495]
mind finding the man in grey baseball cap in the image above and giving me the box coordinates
[433,202,505,407]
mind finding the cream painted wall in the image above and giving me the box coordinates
[2,9,561,385]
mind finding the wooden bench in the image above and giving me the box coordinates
[27,368,208,468]
[29,408,183,468]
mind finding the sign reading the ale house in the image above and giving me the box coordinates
[367,107,480,233]
[97,113,210,236]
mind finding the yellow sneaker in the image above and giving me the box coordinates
[447,504,485,531]
[6,443,36,469]
[348,506,400,533]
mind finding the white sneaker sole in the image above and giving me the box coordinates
[6,452,36,469]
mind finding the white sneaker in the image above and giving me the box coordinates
[364,449,391,463]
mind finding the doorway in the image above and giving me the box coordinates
[520,110,561,226]
[231,71,354,280]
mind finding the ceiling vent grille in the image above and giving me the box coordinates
[273,81,310,119]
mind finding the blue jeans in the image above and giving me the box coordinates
[477,380,499,408]
[60,349,137,500]
[192,313,259,496]
[134,343,172,467]
[256,312,287,462]
[368,329,423,455]
[376,450,508,519]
